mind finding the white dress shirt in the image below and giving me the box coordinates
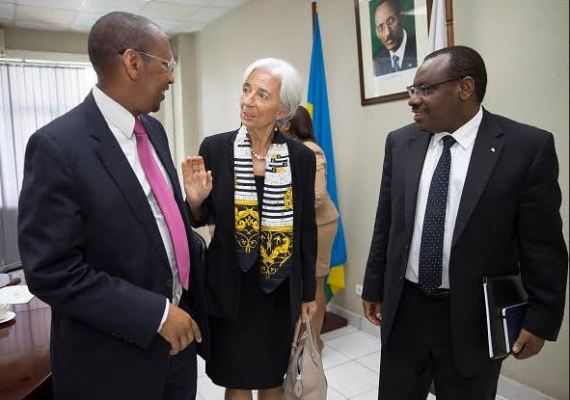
[92,86,182,330]
[406,107,484,289]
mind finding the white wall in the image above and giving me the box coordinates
[195,0,569,398]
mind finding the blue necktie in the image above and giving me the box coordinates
[418,135,456,294]
[392,55,401,72]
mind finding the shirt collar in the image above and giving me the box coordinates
[433,106,483,150]
[390,29,408,63]
[92,85,137,139]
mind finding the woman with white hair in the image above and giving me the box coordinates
[182,58,318,399]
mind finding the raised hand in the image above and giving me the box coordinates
[181,156,213,210]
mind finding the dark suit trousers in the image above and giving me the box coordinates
[164,341,197,400]
[164,293,199,400]
[378,281,502,400]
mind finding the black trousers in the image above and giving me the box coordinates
[378,281,502,400]
[164,339,197,400]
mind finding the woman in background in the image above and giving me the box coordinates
[182,59,317,399]
[280,105,339,351]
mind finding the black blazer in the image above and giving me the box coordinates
[17,93,208,400]
[363,110,568,376]
[192,130,317,323]
[373,32,418,76]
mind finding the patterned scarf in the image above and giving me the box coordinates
[234,126,294,293]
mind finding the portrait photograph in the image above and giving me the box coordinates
[355,0,430,105]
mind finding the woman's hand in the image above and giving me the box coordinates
[181,156,213,209]
[301,301,318,323]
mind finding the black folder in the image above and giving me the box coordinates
[483,275,528,360]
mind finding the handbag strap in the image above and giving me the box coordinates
[290,318,317,353]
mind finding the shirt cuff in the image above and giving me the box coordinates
[157,298,169,333]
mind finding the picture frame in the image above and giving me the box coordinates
[355,0,454,105]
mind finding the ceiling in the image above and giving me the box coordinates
[0,0,250,34]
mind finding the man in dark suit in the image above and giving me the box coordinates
[362,46,568,399]
[17,12,207,400]
[373,0,418,76]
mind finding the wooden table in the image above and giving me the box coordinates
[0,270,52,400]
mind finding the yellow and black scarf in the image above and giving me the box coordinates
[234,126,294,293]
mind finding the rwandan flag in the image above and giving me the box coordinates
[307,3,347,301]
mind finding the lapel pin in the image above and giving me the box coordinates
[491,147,496,153]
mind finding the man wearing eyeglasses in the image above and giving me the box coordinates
[18,11,208,400]
[362,46,567,399]
[373,0,417,76]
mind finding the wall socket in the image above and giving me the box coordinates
[354,284,363,296]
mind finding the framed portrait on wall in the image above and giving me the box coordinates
[355,0,454,105]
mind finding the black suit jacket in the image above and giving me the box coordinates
[17,93,208,399]
[363,110,568,376]
[373,31,418,76]
[192,130,317,324]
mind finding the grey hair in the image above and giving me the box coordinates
[241,58,303,125]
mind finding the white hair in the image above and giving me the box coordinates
[241,58,303,124]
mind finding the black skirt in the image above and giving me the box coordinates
[206,265,294,389]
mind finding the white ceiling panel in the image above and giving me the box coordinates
[17,0,83,11]
[189,7,228,23]
[142,2,198,22]
[16,4,75,25]
[156,0,215,6]
[71,11,102,30]
[82,0,147,14]
[0,0,251,34]
[151,18,181,33]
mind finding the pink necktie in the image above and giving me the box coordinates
[134,119,190,290]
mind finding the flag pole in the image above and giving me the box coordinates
[312,1,317,28]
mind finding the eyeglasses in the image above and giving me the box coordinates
[376,15,398,33]
[406,77,464,97]
[118,49,176,73]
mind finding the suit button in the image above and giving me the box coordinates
[399,275,404,281]
[166,279,172,287]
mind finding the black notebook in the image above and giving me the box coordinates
[483,275,528,360]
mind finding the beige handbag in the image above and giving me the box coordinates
[283,318,327,399]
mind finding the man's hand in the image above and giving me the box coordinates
[159,304,202,356]
[363,300,382,326]
[301,301,318,323]
[181,156,213,210]
[512,329,545,360]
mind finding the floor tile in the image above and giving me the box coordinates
[357,351,381,373]
[322,345,352,370]
[498,376,551,400]
[326,331,381,360]
[326,360,379,398]
[197,376,225,399]
[321,325,358,341]
[327,386,348,399]
[197,356,206,378]
[352,387,379,400]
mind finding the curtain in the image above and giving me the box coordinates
[0,61,96,271]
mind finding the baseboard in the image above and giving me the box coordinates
[326,304,556,400]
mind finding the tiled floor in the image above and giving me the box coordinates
[196,326,545,399]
